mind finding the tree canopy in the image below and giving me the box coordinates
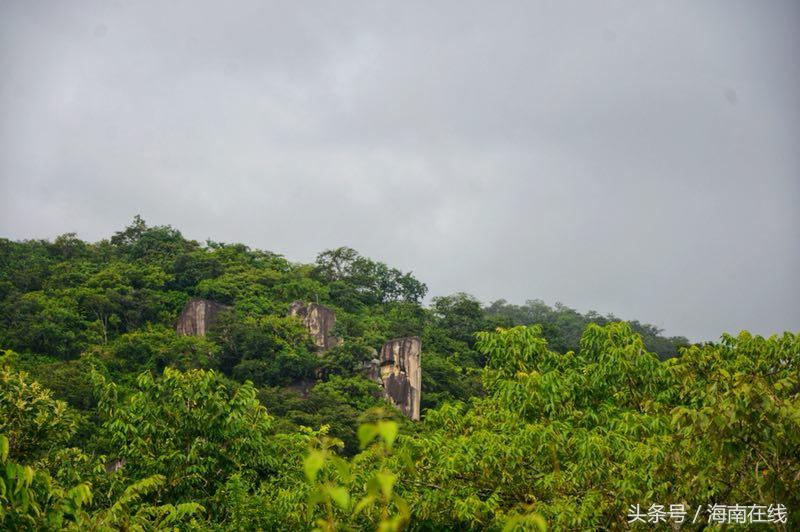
[1,218,795,530]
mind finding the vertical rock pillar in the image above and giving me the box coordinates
[380,337,421,420]
[176,298,230,336]
[288,301,342,351]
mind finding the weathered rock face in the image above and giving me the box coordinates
[105,458,125,474]
[364,358,382,383]
[379,337,421,421]
[176,299,230,336]
[288,301,341,350]
[362,348,381,383]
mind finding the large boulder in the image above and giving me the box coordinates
[380,337,421,420]
[176,298,230,336]
[288,301,341,351]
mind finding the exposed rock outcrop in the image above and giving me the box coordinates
[362,347,381,383]
[379,337,421,421]
[176,298,230,336]
[105,458,125,474]
[363,357,382,384]
[288,301,341,350]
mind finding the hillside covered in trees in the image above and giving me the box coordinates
[1,218,797,530]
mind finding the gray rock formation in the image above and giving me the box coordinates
[176,298,230,336]
[379,337,421,420]
[364,358,382,383]
[104,458,125,474]
[288,301,341,350]
[362,347,381,383]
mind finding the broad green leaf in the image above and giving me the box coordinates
[327,485,350,510]
[358,424,379,449]
[377,421,399,449]
[0,435,7,462]
[375,471,396,500]
[353,494,376,515]
[304,451,325,483]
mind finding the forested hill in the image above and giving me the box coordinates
[1,218,685,406]
[2,217,796,530]
[0,217,686,445]
[0,217,687,358]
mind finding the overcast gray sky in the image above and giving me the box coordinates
[1,1,798,341]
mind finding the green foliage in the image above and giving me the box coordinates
[24,356,97,410]
[70,474,205,531]
[304,416,410,531]
[1,292,88,359]
[431,292,487,347]
[315,247,428,308]
[295,377,392,455]
[0,358,204,531]
[0,434,203,531]
[400,324,799,529]
[95,367,304,506]
[110,215,196,265]
[668,331,800,516]
[109,325,220,374]
[0,352,76,460]
[317,338,379,378]
[0,432,93,531]
[419,352,483,410]
[212,312,317,383]
[486,299,689,360]
[1,218,796,529]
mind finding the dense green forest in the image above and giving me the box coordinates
[1,217,797,530]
